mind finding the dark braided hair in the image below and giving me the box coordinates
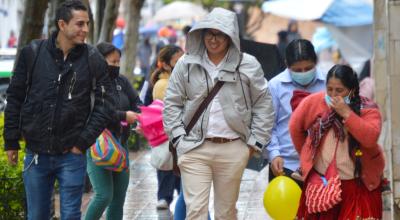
[326,64,362,179]
[285,39,318,67]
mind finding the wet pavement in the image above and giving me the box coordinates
[59,149,392,219]
[123,150,271,220]
[80,150,272,220]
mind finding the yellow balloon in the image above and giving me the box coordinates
[263,176,302,220]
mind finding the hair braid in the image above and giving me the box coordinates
[348,70,362,179]
[327,65,363,180]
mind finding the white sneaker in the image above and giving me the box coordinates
[156,199,169,210]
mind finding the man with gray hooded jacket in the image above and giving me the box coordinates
[163,8,274,220]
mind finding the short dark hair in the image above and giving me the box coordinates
[96,42,121,58]
[285,39,317,67]
[55,0,88,31]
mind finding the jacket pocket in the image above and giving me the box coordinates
[20,103,44,141]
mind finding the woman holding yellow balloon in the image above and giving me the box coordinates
[289,64,384,219]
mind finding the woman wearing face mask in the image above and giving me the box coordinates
[266,39,325,185]
[84,42,142,220]
[289,64,384,219]
[149,45,184,210]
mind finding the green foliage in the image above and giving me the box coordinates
[0,113,26,220]
[162,0,226,9]
[127,133,149,152]
[132,75,144,91]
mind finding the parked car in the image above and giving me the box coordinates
[0,48,16,111]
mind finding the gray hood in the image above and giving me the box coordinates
[185,7,241,70]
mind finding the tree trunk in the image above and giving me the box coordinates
[81,0,95,44]
[97,0,121,43]
[121,0,144,83]
[47,0,65,36]
[18,0,49,48]
[14,0,48,70]
[94,0,106,44]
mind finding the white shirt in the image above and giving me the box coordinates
[202,51,239,139]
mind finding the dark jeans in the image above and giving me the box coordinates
[23,150,86,220]
[268,164,303,188]
[157,170,180,204]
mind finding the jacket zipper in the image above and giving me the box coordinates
[48,73,62,152]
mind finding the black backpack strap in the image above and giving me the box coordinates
[86,45,98,112]
[25,39,45,97]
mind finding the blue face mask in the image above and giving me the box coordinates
[290,68,316,86]
[325,94,352,106]
[343,95,351,104]
[325,94,332,106]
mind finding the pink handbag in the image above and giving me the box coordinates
[305,141,342,213]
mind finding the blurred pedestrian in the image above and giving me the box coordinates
[4,1,114,219]
[266,39,325,186]
[112,17,125,50]
[84,42,141,220]
[276,30,288,58]
[151,45,183,210]
[287,20,301,43]
[138,37,152,79]
[7,30,17,48]
[179,25,192,52]
[359,60,375,100]
[163,8,274,220]
[290,64,384,219]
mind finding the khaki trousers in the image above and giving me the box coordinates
[178,139,250,220]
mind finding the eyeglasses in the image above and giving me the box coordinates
[204,30,227,42]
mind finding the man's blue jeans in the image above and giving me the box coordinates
[23,149,87,220]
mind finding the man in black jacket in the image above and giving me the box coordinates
[3,1,113,219]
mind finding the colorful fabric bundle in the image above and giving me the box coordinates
[90,129,129,172]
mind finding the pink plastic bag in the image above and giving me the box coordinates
[137,100,168,147]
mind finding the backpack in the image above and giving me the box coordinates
[25,39,98,112]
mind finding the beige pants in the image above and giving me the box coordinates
[178,139,250,220]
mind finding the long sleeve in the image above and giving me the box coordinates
[3,46,30,150]
[245,56,275,150]
[343,108,382,149]
[75,53,114,151]
[163,58,187,140]
[121,75,142,113]
[289,96,308,153]
[266,82,281,160]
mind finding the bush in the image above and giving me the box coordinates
[127,132,149,152]
[0,113,26,220]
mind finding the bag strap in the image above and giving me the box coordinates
[170,53,243,177]
[185,53,243,134]
[86,45,98,112]
[24,39,45,101]
[185,80,224,134]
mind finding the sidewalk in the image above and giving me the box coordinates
[76,150,392,219]
[121,150,271,220]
